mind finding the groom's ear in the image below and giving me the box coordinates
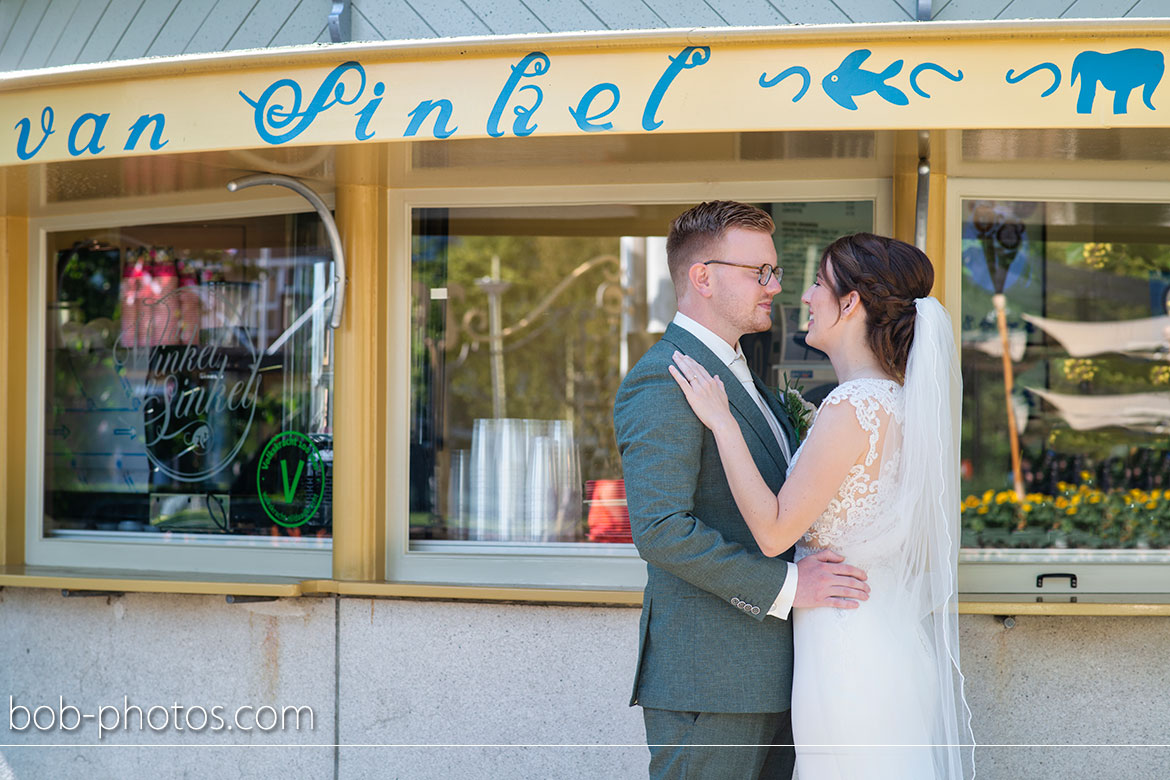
[688,262,715,298]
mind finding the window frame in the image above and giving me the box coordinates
[386,178,893,589]
[947,176,1170,597]
[24,195,335,578]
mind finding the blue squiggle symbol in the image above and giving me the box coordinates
[910,63,964,98]
[1005,63,1061,98]
[759,66,810,102]
[239,61,368,145]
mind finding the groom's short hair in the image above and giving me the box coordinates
[666,201,775,293]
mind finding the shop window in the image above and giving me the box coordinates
[403,199,873,587]
[959,197,1170,595]
[32,211,334,577]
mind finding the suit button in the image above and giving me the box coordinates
[741,603,751,611]
[751,606,761,615]
[731,598,742,607]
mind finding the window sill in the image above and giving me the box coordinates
[300,579,644,606]
[0,565,303,598]
[2,567,1166,614]
[960,594,1170,616]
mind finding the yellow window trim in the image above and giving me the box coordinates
[0,565,302,597]
[3,565,1169,615]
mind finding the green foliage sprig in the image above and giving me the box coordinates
[776,373,816,442]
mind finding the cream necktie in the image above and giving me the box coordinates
[729,354,791,463]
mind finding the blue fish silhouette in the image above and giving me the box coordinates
[822,49,908,110]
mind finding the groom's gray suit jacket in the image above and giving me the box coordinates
[614,323,800,714]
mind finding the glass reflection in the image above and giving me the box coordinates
[44,213,334,545]
[961,199,1170,550]
[409,201,874,550]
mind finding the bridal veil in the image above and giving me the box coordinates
[898,296,976,778]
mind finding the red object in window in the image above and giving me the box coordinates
[586,479,631,543]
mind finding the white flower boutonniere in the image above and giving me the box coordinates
[776,373,816,442]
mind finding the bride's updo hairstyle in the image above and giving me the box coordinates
[819,233,934,383]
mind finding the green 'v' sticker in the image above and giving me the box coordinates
[257,432,325,528]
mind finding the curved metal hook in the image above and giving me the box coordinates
[226,174,347,329]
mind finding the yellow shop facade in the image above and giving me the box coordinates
[3,19,1170,779]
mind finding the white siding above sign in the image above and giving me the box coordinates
[6,24,1170,165]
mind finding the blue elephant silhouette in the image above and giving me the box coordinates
[820,49,962,110]
[1006,48,1164,115]
[1071,48,1163,114]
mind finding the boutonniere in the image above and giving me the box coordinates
[776,373,816,442]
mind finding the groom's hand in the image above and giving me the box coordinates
[793,550,870,609]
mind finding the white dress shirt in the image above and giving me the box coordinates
[672,312,798,620]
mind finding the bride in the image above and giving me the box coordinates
[669,233,975,779]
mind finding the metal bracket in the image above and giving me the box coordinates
[914,130,930,252]
[329,0,351,43]
[917,0,932,22]
[62,589,123,598]
[225,594,279,604]
[226,175,347,329]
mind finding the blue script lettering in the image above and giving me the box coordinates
[354,82,385,140]
[124,113,169,151]
[239,61,371,145]
[642,46,710,131]
[569,83,620,132]
[67,112,109,156]
[487,52,550,138]
[404,99,458,139]
[14,107,55,161]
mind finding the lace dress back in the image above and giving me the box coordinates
[790,378,905,567]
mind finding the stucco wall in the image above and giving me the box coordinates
[1,587,1168,778]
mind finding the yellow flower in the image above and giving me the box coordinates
[1066,507,1077,515]
[977,506,989,515]
[1080,470,1092,482]
[1022,503,1033,513]
[982,489,994,503]
[1147,502,1158,510]
[1055,497,1069,509]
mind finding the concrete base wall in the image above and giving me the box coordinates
[1,587,1167,778]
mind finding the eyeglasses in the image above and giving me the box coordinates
[702,260,783,286]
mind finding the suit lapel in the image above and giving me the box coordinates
[663,323,787,475]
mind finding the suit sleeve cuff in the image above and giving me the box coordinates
[766,562,799,620]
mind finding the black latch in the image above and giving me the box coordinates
[1036,572,1077,589]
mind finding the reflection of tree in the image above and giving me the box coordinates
[419,234,626,493]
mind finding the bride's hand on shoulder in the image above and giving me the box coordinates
[669,352,735,433]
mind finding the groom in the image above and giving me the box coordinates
[614,201,871,779]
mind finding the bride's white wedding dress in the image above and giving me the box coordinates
[786,300,974,779]
[790,378,936,777]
